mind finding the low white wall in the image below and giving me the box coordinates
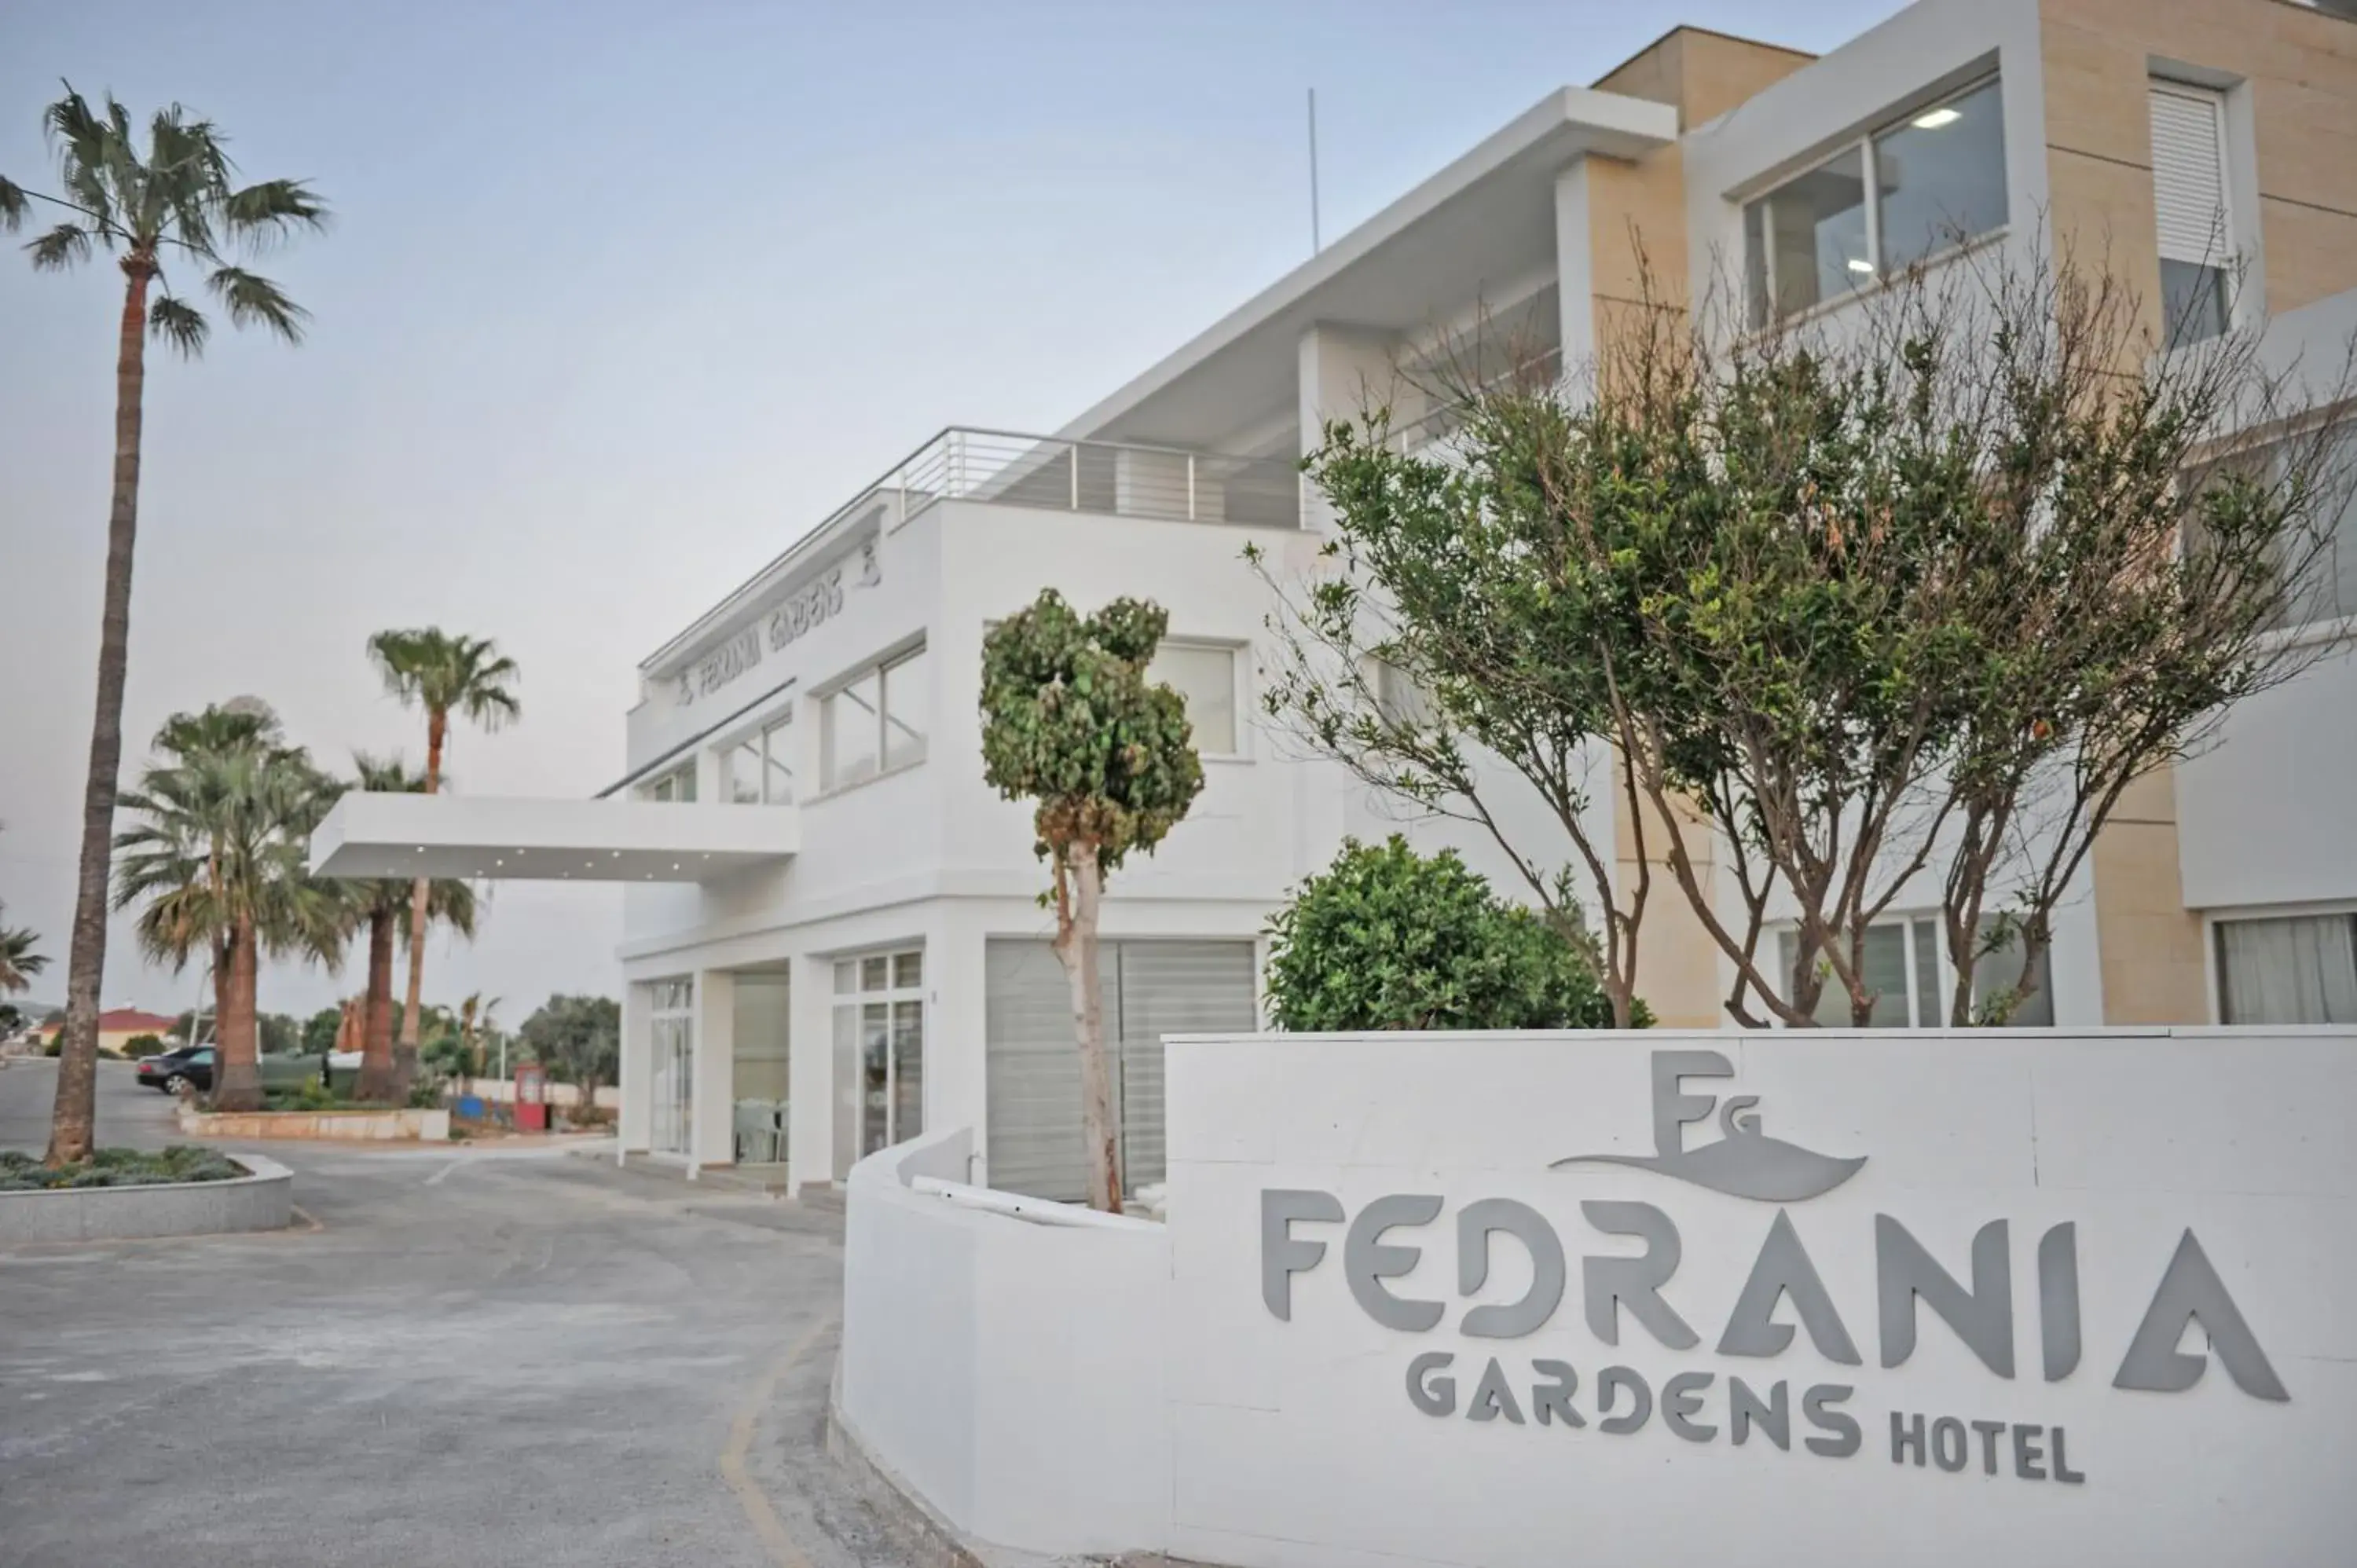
[460,1078,619,1110]
[841,1029,2357,1568]
[838,1126,1171,1557]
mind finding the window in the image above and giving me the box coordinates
[819,647,929,792]
[2216,914,2357,1024]
[1777,914,2054,1027]
[1149,642,1239,755]
[643,764,696,804]
[727,716,794,805]
[2149,82,2232,344]
[1746,76,2007,326]
[650,978,694,1157]
[2187,430,2357,631]
[1373,657,1437,728]
[832,947,924,1176]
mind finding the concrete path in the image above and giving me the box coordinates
[0,1139,931,1567]
[0,1056,181,1153]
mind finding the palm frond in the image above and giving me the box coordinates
[206,265,307,343]
[42,86,118,225]
[222,178,328,246]
[149,293,211,358]
[0,177,26,233]
[25,222,92,271]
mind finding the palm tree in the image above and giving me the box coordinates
[0,827,49,996]
[2,90,326,1160]
[343,755,476,1103]
[366,630,519,1091]
[112,703,346,1110]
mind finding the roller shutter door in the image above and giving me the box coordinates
[984,938,1256,1200]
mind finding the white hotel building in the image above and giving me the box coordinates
[313,0,2357,1197]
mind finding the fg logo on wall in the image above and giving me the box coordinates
[1259,1050,2289,1486]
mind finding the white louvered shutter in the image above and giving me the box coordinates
[2149,84,2229,265]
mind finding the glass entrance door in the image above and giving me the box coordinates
[650,979,695,1156]
[832,948,924,1178]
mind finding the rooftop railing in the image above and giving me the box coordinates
[875,427,1301,531]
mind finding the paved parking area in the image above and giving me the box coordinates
[0,1105,922,1568]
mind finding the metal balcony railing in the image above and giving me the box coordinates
[862,427,1301,532]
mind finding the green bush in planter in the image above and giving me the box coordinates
[1264,836,1641,1032]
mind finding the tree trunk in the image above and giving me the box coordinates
[1053,842,1122,1213]
[213,917,263,1111]
[45,261,155,1167]
[357,906,398,1101]
[394,712,447,1093]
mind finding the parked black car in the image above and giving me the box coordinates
[136,1046,214,1094]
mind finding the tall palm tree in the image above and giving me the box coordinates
[366,630,519,1091]
[113,703,346,1110]
[2,90,326,1161]
[343,755,476,1103]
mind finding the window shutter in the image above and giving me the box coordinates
[2149,84,2229,264]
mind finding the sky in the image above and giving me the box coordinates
[0,0,1906,1027]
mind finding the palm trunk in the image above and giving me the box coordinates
[1052,842,1122,1212]
[357,906,398,1101]
[394,711,446,1093]
[46,260,154,1166]
[214,917,262,1111]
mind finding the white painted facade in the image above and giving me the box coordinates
[841,1028,2357,1565]
[309,0,2357,1185]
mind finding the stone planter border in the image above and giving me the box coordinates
[0,1153,292,1244]
[177,1105,450,1142]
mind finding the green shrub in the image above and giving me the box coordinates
[1263,836,1638,1032]
[41,1035,62,1057]
[0,1146,244,1190]
[121,1032,165,1058]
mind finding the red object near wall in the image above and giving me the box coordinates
[515,1061,549,1132]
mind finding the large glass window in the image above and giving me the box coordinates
[2216,914,2357,1024]
[1149,642,1239,755]
[1746,76,2008,327]
[1745,144,1870,324]
[1873,78,2010,273]
[831,947,924,1177]
[1779,913,2053,1027]
[882,649,929,772]
[2187,431,2357,631]
[727,716,794,805]
[644,764,696,804]
[819,647,929,791]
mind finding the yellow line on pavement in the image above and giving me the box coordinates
[719,1313,835,1568]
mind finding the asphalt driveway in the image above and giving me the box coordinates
[0,1117,919,1568]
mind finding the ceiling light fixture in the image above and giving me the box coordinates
[1912,107,1960,130]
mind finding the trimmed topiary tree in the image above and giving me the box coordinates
[1265,836,1633,1032]
[981,590,1204,1211]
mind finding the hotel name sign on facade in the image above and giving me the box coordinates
[1260,1052,2288,1488]
[674,537,882,708]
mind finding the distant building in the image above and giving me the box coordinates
[313,0,2357,1195]
[35,1007,179,1055]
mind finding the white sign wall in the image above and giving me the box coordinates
[1161,1031,2357,1568]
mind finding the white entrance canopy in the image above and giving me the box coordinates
[307,793,797,883]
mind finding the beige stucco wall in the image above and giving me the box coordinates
[2042,0,2357,1022]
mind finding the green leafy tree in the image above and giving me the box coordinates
[302,1006,343,1056]
[3,89,326,1162]
[0,1004,24,1038]
[340,754,477,1101]
[980,591,1204,1210]
[365,631,519,1091]
[1265,837,1629,1031]
[518,995,620,1108]
[1272,248,2353,1028]
[258,1013,299,1056]
[112,702,347,1109]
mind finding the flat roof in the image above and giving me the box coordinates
[1056,85,1677,450]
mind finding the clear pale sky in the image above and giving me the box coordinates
[0,0,1904,1027]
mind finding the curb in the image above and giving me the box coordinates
[824,1371,994,1568]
